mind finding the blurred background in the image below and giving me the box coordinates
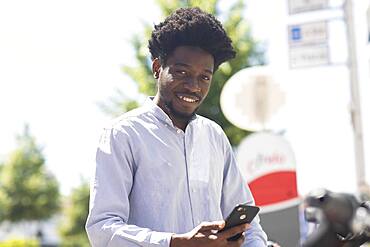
[0,0,369,246]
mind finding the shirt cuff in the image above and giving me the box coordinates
[150,231,174,247]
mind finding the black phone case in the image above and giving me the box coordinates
[221,204,260,241]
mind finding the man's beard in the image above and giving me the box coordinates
[164,100,198,122]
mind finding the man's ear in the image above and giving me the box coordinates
[152,58,161,79]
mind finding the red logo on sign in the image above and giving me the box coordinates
[248,171,298,206]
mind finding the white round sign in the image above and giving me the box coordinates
[220,66,285,131]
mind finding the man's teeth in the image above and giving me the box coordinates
[178,95,197,103]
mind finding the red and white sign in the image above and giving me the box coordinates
[236,132,300,213]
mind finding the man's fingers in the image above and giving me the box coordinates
[228,232,245,246]
[198,220,225,232]
[217,223,250,240]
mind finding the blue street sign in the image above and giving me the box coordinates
[291,27,301,41]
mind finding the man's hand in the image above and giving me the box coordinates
[170,221,250,247]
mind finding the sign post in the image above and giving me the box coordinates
[344,0,366,191]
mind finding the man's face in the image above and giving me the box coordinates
[153,46,214,123]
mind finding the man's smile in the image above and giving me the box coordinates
[175,93,200,104]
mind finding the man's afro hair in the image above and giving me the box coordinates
[148,7,236,70]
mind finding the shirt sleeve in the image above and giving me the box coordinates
[85,126,173,247]
[220,131,268,247]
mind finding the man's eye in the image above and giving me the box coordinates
[176,70,187,75]
[202,75,211,81]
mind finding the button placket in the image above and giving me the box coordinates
[184,130,197,227]
[189,149,203,227]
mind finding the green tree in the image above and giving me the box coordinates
[102,0,264,145]
[59,180,90,247]
[0,239,39,247]
[0,125,60,223]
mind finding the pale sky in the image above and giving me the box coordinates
[0,0,160,194]
[0,0,369,196]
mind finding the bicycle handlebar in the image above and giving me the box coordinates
[302,189,370,247]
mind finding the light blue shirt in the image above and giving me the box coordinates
[86,97,267,246]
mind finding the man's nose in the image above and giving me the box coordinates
[183,78,201,92]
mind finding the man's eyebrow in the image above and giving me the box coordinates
[174,62,213,74]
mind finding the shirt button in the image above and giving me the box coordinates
[192,188,196,193]
[177,129,181,134]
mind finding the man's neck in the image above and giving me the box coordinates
[153,95,189,131]
[172,119,188,131]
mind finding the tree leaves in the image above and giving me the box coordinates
[59,180,90,247]
[0,125,60,223]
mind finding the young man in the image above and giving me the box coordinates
[86,7,267,247]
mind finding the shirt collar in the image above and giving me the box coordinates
[144,97,198,127]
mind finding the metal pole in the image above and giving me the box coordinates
[344,0,367,192]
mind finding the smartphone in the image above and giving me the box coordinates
[219,204,260,241]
